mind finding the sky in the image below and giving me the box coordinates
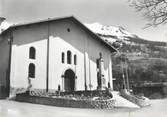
[0,0,167,42]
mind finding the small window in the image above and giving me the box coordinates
[67,50,72,64]
[28,63,35,78]
[29,47,36,59]
[74,55,77,65]
[62,52,65,63]
[67,28,70,32]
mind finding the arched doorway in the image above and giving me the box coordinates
[64,69,75,92]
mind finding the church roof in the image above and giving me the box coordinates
[1,16,117,52]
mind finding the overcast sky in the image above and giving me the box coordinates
[0,0,166,42]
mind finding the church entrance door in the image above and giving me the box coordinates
[64,69,75,92]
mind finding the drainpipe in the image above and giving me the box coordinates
[7,30,13,97]
[108,55,111,89]
[46,19,50,92]
[89,59,92,90]
[84,52,87,91]
[74,53,77,91]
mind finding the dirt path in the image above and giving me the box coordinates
[0,99,166,117]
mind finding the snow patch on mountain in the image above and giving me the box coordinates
[85,22,136,44]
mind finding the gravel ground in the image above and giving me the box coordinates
[0,99,167,117]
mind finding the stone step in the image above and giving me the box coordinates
[112,91,140,108]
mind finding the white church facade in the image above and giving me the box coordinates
[0,16,117,98]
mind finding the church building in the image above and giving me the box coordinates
[0,16,117,98]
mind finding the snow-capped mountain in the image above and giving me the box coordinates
[85,22,136,44]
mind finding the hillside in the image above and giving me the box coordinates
[86,23,167,89]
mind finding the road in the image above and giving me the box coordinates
[0,99,167,117]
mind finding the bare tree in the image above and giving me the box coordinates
[129,0,167,28]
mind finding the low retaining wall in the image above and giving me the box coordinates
[16,93,115,109]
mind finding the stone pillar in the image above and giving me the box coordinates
[97,53,106,90]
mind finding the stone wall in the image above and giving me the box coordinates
[16,93,115,109]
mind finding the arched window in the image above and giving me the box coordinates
[74,55,77,65]
[28,63,35,78]
[29,47,36,59]
[62,52,65,63]
[67,50,72,64]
